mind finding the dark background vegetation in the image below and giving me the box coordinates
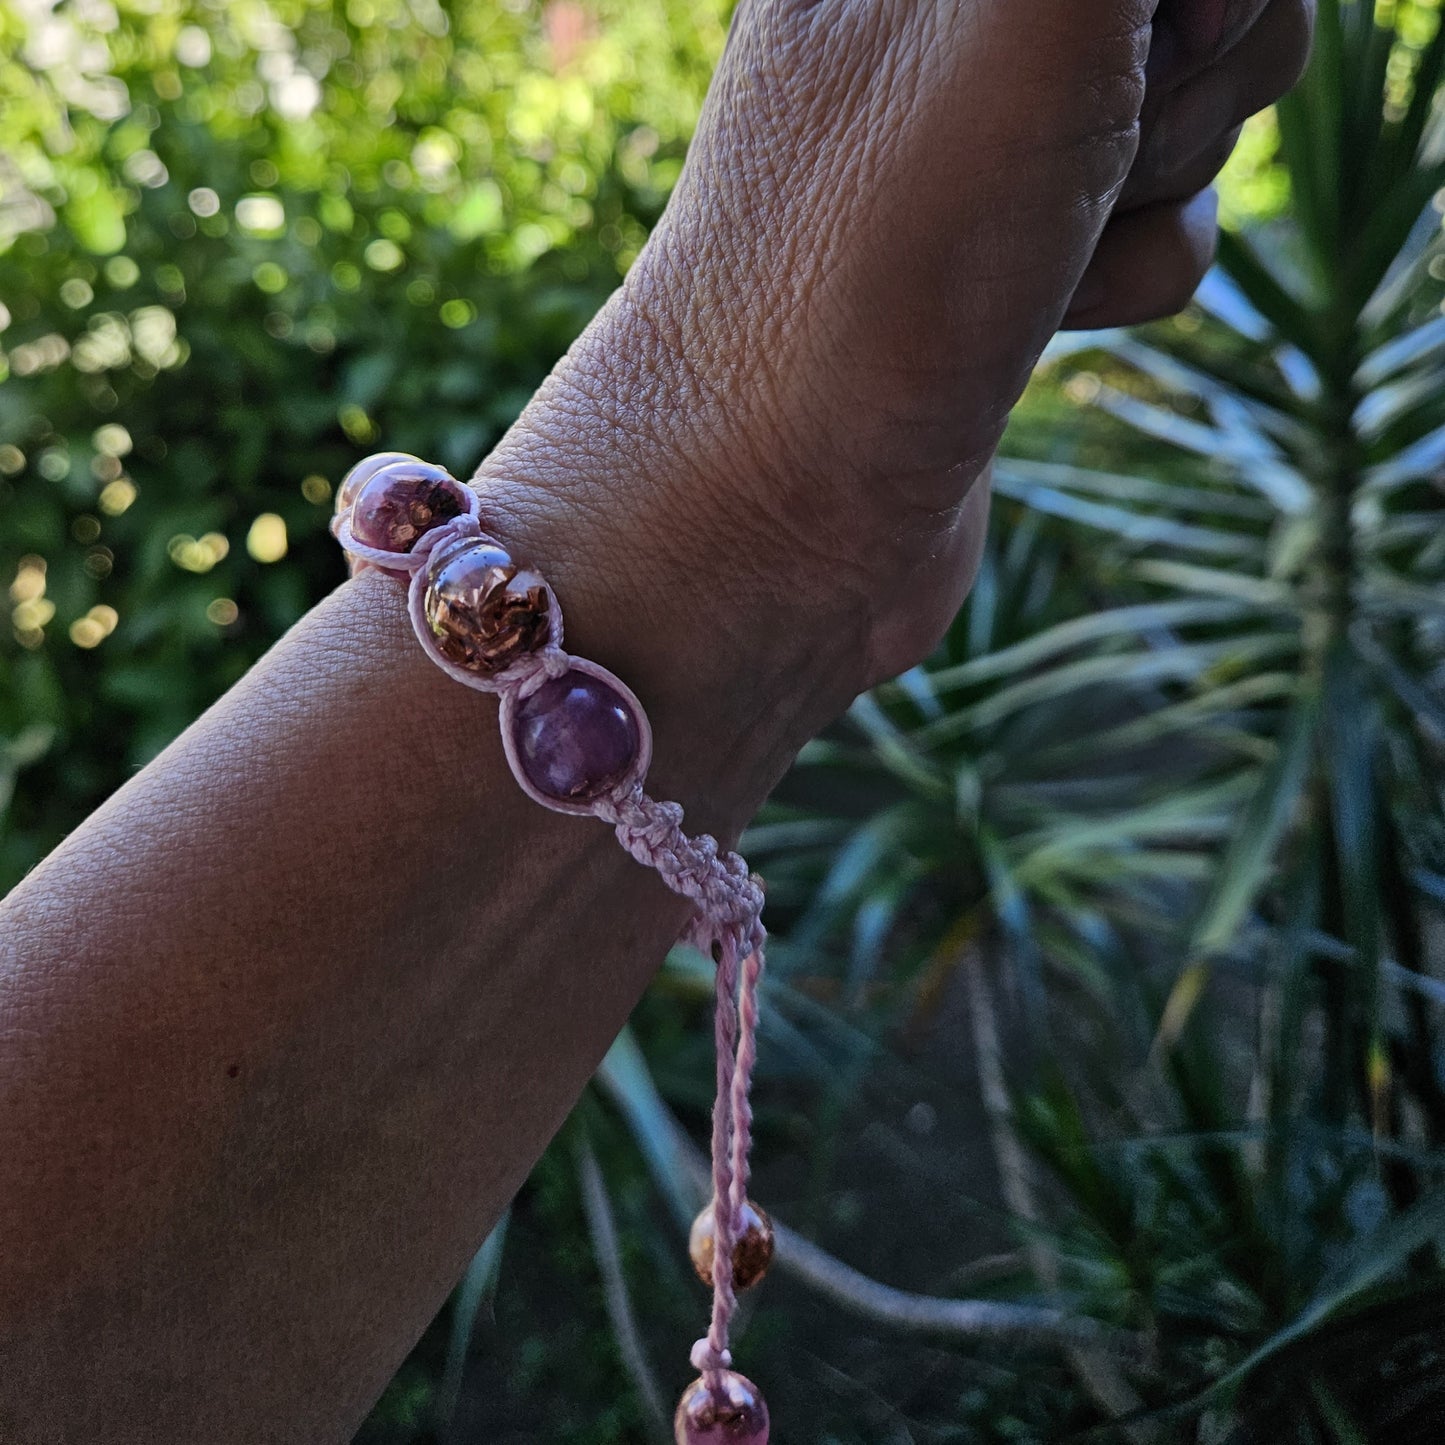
[4,1,1445,1441]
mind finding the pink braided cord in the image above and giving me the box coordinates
[340,501,766,1384]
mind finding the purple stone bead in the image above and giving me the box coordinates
[674,1372,769,1445]
[513,669,640,804]
[348,460,466,564]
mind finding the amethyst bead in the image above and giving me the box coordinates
[513,669,641,804]
[674,1372,769,1445]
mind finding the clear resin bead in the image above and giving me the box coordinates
[422,539,552,677]
[674,1372,769,1445]
[689,1200,774,1290]
[334,451,421,517]
[346,459,468,574]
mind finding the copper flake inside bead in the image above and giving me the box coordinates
[690,1199,774,1291]
[423,539,552,677]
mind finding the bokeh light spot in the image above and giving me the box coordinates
[237,195,285,235]
[440,298,475,328]
[60,278,94,309]
[104,256,140,288]
[364,238,404,271]
[246,513,288,563]
[175,26,211,67]
[98,478,137,515]
[93,423,133,456]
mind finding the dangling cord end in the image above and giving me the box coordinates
[728,934,765,1226]
[695,921,743,1383]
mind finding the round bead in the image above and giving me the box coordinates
[690,1200,774,1290]
[512,668,641,805]
[348,460,468,570]
[423,538,552,677]
[674,1372,769,1445]
[334,451,421,516]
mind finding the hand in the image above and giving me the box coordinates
[1067,0,1315,327]
[472,0,1313,816]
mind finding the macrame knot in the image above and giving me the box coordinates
[690,1339,733,1374]
[411,512,482,565]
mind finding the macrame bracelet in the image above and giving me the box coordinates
[333,453,773,1444]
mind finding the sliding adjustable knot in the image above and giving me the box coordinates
[334,453,771,1443]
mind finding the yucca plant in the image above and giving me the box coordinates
[725,2,1445,1440]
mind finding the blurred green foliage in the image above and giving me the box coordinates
[0,0,723,884]
[7,1,1445,1444]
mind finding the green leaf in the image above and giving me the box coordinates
[1131,558,1295,607]
[993,467,1267,556]
[1322,643,1384,1026]
[926,598,1251,694]
[434,1212,508,1438]
[921,634,1299,744]
[1355,313,1445,387]
[1189,686,1320,960]
[594,1026,702,1231]
[1311,1377,1374,1445]
[996,455,1273,520]
[574,1136,669,1440]
[1186,1189,1445,1415]
[1383,1,1445,196]
[1216,227,1318,353]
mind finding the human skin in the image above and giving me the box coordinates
[0,1,1312,1440]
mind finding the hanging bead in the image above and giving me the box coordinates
[347,459,469,575]
[422,537,552,677]
[674,1371,769,1445]
[689,1200,774,1290]
[510,667,642,804]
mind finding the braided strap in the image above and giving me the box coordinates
[334,454,772,1440]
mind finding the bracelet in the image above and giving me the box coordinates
[333,453,773,1444]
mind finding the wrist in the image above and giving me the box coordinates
[468,290,873,833]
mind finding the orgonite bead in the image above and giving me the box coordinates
[423,538,552,677]
[674,1372,769,1445]
[334,451,421,516]
[513,668,641,804]
[690,1200,774,1290]
[348,460,468,566]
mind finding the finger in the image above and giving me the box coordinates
[1123,123,1242,210]
[1124,0,1314,207]
[1149,0,1276,86]
[1062,189,1220,329]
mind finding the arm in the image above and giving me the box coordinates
[0,1,1310,1439]
[0,284,870,1440]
